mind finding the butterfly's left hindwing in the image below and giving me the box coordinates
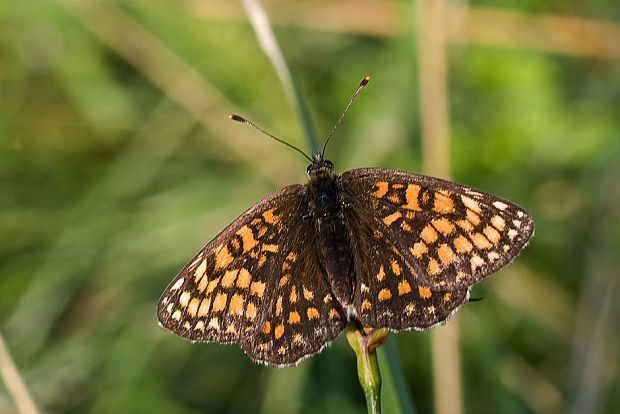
[338,168,533,330]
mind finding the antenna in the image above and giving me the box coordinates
[321,75,370,157]
[229,114,313,162]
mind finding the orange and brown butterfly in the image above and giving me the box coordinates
[157,76,534,366]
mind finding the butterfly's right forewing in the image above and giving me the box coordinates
[338,168,533,330]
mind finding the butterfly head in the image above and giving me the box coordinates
[307,154,335,178]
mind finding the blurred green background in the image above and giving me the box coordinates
[1,0,619,413]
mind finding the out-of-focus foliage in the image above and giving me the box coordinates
[0,1,618,413]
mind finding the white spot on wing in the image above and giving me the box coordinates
[171,278,184,290]
[188,254,203,269]
[493,201,508,210]
[471,255,485,271]
[488,251,500,262]
[508,229,518,240]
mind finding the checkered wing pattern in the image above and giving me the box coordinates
[157,185,344,366]
[338,168,534,330]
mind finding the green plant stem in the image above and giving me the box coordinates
[346,323,389,414]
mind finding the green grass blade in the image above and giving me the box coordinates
[240,0,319,154]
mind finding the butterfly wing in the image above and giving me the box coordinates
[157,185,345,366]
[338,168,534,330]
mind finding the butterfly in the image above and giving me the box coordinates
[157,77,534,366]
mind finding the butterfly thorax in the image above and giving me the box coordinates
[306,157,356,314]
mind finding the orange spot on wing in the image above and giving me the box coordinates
[289,285,298,303]
[418,286,432,299]
[491,215,506,231]
[483,225,501,244]
[262,244,279,253]
[197,273,209,293]
[262,208,279,224]
[221,269,238,288]
[187,298,200,317]
[391,260,401,276]
[456,219,474,232]
[466,209,481,226]
[329,309,340,319]
[437,243,456,265]
[376,265,385,281]
[428,258,441,275]
[214,245,234,269]
[453,235,473,253]
[245,302,257,319]
[262,321,271,334]
[398,280,412,295]
[471,232,491,249]
[421,225,438,244]
[274,324,284,339]
[256,224,268,238]
[378,288,392,301]
[433,192,455,213]
[404,184,422,210]
[383,211,402,226]
[303,287,314,301]
[206,278,220,294]
[279,274,290,287]
[361,300,372,311]
[411,241,428,258]
[212,292,227,312]
[250,281,266,297]
[288,311,301,324]
[373,181,389,198]
[236,268,251,288]
[237,225,258,252]
[307,307,319,320]
[275,295,283,317]
[432,217,455,235]
[198,298,211,317]
[228,293,244,315]
[387,193,400,204]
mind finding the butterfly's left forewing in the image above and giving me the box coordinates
[157,184,345,366]
[338,168,533,330]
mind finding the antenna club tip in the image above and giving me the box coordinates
[229,114,244,122]
[361,76,370,85]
